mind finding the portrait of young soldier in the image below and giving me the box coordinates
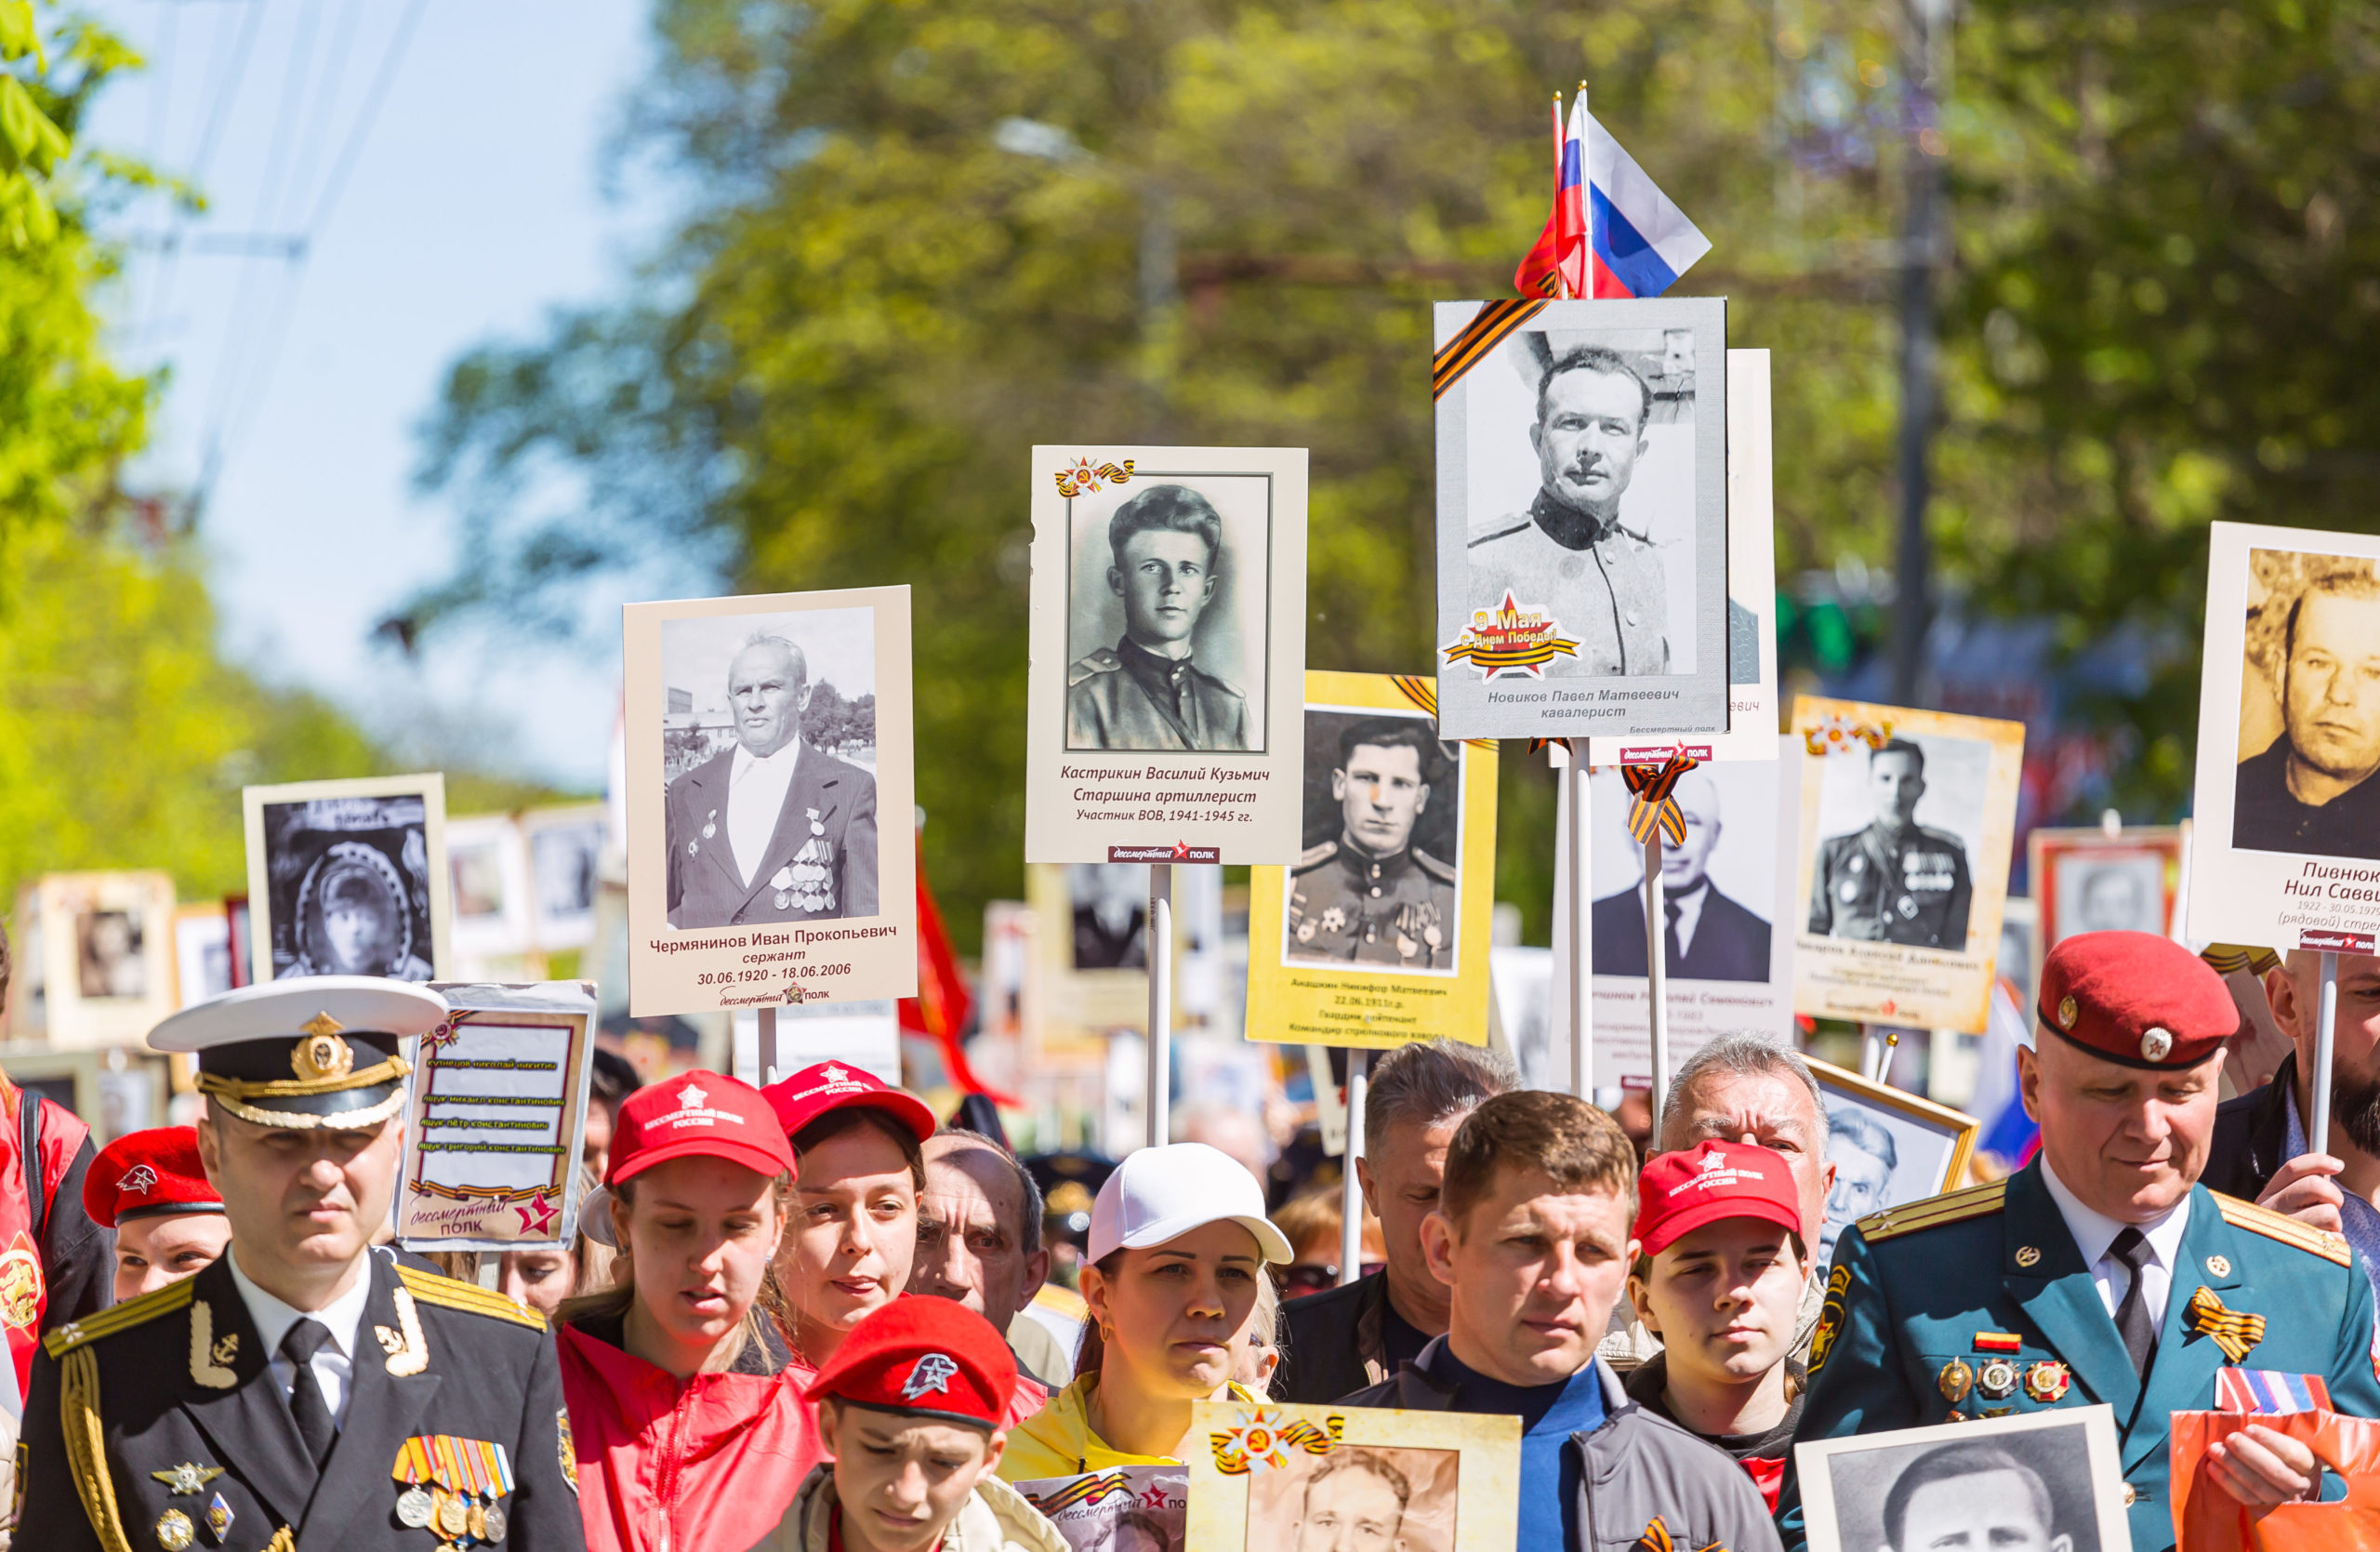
[1066,483,1254,752]
[1465,344,1673,678]
[664,630,879,929]
[2233,556,2380,860]
[1806,738,1974,949]
[1288,716,1459,970]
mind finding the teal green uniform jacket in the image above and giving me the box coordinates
[1779,1161,2380,1552]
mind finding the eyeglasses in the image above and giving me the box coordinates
[1278,1260,1383,1297]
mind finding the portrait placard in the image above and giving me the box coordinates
[1432,296,1728,741]
[1244,672,1498,1050]
[396,980,595,1252]
[1587,346,1777,764]
[2188,522,2380,951]
[1805,1055,1977,1273]
[1584,738,1799,1086]
[32,870,178,1049]
[1024,446,1309,865]
[1792,1404,2128,1552]
[1185,1399,1519,1552]
[1012,1466,1184,1552]
[2029,825,2182,948]
[447,813,534,970]
[522,803,605,952]
[1791,698,2026,1034]
[245,774,450,985]
[172,902,233,1009]
[621,586,918,1015]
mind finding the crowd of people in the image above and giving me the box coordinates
[2,928,2378,1551]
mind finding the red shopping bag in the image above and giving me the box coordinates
[2171,1409,2380,1550]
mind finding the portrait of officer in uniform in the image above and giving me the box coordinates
[1591,768,1771,983]
[1287,715,1459,970]
[664,631,879,930]
[1464,345,1675,678]
[1065,482,1257,751]
[1807,738,1975,949]
[1778,933,2380,1552]
[19,976,582,1552]
[2232,556,2380,860]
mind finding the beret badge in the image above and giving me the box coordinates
[2139,1026,2174,1063]
[2056,995,2078,1029]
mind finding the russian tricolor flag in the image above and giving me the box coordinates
[1515,92,1712,301]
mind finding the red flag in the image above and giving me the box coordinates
[899,839,1018,1105]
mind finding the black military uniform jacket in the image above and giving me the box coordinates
[1806,819,1973,948]
[18,1249,584,1552]
[1286,838,1457,968]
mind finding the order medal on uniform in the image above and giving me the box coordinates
[1937,1357,1974,1404]
[155,1508,196,1550]
[1977,1357,2020,1400]
[2025,1360,2071,1402]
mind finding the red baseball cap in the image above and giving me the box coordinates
[1633,1139,1804,1260]
[607,1069,797,1188]
[762,1061,935,1146]
[808,1295,1016,1431]
[2038,930,2239,1069]
[84,1127,222,1228]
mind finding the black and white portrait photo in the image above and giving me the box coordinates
[2231,548,2380,859]
[1430,297,1727,744]
[1287,710,1461,974]
[1805,735,1988,952]
[658,607,880,930]
[257,791,440,981]
[1794,1408,2126,1552]
[526,805,604,948]
[1064,475,1271,753]
[173,904,232,1009]
[1070,863,1147,971]
[1591,765,1770,984]
[2030,829,2180,948]
[1248,1446,1460,1552]
[75,909,144,1001]
[1808,1057,1977,1273]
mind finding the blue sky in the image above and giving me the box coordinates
[80,0,674,793]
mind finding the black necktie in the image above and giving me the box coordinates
[281,1318,337,1468]
[2110,1227,2159,1374]
[1664,898,1685,973]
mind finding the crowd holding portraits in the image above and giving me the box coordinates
[1792,1409,2128,1552]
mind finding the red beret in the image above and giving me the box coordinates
[84,1127,222,1228]
[762,1062,935,1146]
[807,1296,1016,1432]
[1634,1140,1805,1259]
[2037,931,2240,1069]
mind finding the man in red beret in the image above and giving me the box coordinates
[749,1297,1064,1552]
[1779,931,2380,1552]
[84,1126,230,1304]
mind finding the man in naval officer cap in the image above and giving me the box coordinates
[15,977,586,1552]
[1778,931,2380,1552]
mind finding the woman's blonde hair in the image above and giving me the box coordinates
[557,1169,796,1367]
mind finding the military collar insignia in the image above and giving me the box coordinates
[2206,1254,2232,1277]
[189,1301,237,1389]
[377,1283,430,1376]
[152,1463,225,1496]
[2014,1245,2043,1268]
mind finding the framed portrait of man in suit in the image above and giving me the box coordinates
[1576,737,1799,1089]
[622,586,918,1015]
[1025,445,1308,867]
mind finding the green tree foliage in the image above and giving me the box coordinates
[412,0,2378,948]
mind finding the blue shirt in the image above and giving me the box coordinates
[1421,1343,1607,1548]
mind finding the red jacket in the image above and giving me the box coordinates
[557,1313,824,1552]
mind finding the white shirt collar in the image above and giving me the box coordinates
[730,736,803,782]
[2039,1154,2190,1273]
[225,1245,373,1361]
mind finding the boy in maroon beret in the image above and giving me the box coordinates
[753,1298,1064,1552]
[83,1125,230,1304]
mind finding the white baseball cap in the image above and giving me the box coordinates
[1087,1143,1292,1265]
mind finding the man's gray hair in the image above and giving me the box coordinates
[1829,1107,1899,1174]
[1658,1035,1827,1152]
[733,633,809,685]
[1363,1040,1518,1159]
[932,1128,1043,1251]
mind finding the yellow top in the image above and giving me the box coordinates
[996,1375,1261,1484]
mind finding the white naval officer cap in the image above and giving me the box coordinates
[151,976,447,1130]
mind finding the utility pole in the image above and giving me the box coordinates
[1892,0,1953,707]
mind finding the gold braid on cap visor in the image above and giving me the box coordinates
[194,1054,412,1130]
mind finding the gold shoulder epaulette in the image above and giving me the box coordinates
[43,1277,195,1358]
[1858,1179,2008,1242]
[2212,1191,2352,1267]
[397,1266,548,1330]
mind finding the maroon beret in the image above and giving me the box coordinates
[84,1126,222,1228]
[2037,931,2240,1069]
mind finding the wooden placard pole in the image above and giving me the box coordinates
[1340,1049,1369,1288]
[2312,950,2339,1161]
[1146,863,1173,1150]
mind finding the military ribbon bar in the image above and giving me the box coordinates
[2214,1368,2331,1413]
[2186,1285,2267,1364]
[1620,747,1699,846]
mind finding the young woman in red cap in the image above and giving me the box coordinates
[84,1125,231,1304]
[762,1062,937,1374]
[554,1069,824,1552]
[751,1297,1067,1552]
